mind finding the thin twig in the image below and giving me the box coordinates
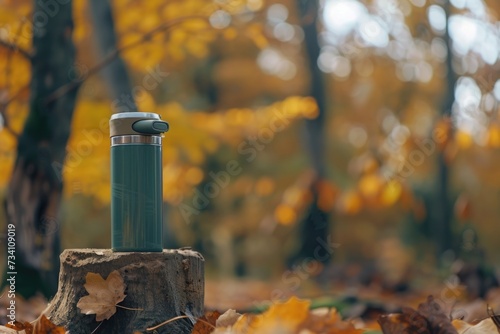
[5,19,28,100]
[147,315,190,331]
[0,84,28,138]
[146,315,216,331]
[44,15,208,105]
[0,19,29,139]
[115,304,143,311]
[0,39,32,59]
[90,321,103,334]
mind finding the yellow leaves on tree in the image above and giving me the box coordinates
[487,123,500,148]
[379,180,403,207]
[113,0,218,67]
[337,190,363,215]
[358,173,384,199]
[76,270,127,321]
[275,204,297,226]
[336,173,407,215]
[455,130,473,150]
[245,23,268,49]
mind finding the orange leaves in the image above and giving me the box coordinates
[208,297,363,334]
[258,296,310,330]
[115,0,217,66]
[379,296,459,334]
[455,130,473,150]
[453,318,500,334]
[486,123,500,148]
[337,175,406,215]
[254,177,276,197]
[33,94,314,206]
[240,297,311,334]
[433,116,500,150]
[2,315,66,334]
[4,320,33,334]
[338,190,363,215]
[153,297,363,334]
[192,311,221,334]
[76,270,127,321]
[245,23,268,49]
[316,180,339,212]
[454,194,473,221]
[358,174,384,199]
[33,315,66,334]
[379,180,403,207]
[275,204,298,225]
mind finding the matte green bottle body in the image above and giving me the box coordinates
[111,143,163,252]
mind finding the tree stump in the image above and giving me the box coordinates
[45,249,204,334]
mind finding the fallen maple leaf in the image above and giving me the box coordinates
[378,309,430,334]
[4,320,33,334]
[417,296,457,334]
[378,296,457,334]
[488,305,500,331]
[215,309,241,328]
[76,270,126,321]
[212,297,363,334]
[32,315,66,334]
[453,318,499,334]
[243,296,311,333]
[301,307,364,334]
[192,310,221,334]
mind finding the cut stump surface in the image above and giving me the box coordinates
[45,248,204,334]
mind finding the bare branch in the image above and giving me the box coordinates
[0,84,29,138]
[45,15,207,105]
[0,39,32,59]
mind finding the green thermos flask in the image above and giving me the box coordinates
[109,112,169,252]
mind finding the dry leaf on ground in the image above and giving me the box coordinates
[32,315,66,334]
[418,296,458,334]
[235,296,311,334]
[212,296,363,334]
[301,307,364,334]
[192,310,222,334]
[76,270,126,321]
[378,295,458,334]
[216,309,241,327]
[4,320,33,334]
[453,318,499,334]
[378,308,430,334]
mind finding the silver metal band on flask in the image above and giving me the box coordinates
[111,135,162,146]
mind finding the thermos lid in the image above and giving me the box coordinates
[110,112,169,137]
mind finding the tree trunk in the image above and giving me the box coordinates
[434,0,456,258]
[2,0,79,298]
[89,0,138,113]
[45,249,204,334]
[289,0,331,265]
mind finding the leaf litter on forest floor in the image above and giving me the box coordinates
[1,314,66,334]
[183,295,500,334]
[152,296,367,334]
[2,288,499,334]
[453,318,499,334]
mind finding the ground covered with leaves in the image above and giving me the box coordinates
[1,275,500,334]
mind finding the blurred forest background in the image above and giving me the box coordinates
[0,0,500,300]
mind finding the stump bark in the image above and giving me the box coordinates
[45,249,204,334]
